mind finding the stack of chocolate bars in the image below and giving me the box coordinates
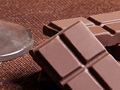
[30,11,120,90]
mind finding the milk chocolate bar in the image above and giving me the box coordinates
[30,21,120,90]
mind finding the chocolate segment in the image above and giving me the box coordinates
[104,22,120,32]
[43,17,95,37]
[50,17,95,29]
[62,21,105,61]
[92,54,120,90]
[38,36,82,79]
[65,70,103,90]
[87,19,120,60]
[97,22,120,46]
[88,11,120,25]
[43,15,120,48]
[88,26,107,35]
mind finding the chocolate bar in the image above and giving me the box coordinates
[30,21,120,90]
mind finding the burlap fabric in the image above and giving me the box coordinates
[0,0,120,90]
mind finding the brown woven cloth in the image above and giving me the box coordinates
[0,0,120,90]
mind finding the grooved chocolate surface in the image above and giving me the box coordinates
[105,22,120,31]
[92,55,120,90]
[88,26,120,46]
[39,36,81,79]
[1,0,120,90]
[44,12,120,47]
[66,70,103,90]
[31,21,120,90]
[33,11,120,90]
[63,22,105,60]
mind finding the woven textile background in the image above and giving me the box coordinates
[0,0,120,90]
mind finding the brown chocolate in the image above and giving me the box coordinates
[88,26,108,35]
[43,17,95,37]
[88,11,120,25]
[43,15,120,48]
[62,21,105,61]
[65,70,103,90]
[51,17,95,29]
[30,21,120,90]
[92,54,120,90]
[85,18,120,60]
[88,26,115,46]
[104,22,120,32]
[94,22,120,46]
[38,36,82,79]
